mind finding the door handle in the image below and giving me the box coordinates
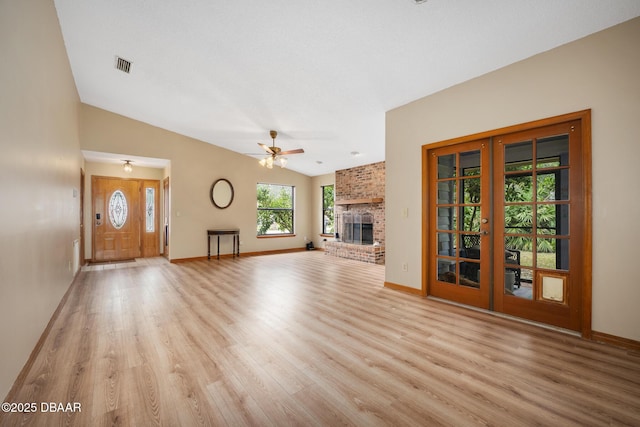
[481,230,489,235]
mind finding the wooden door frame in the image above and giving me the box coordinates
[80,168,85,268]
[422,109,592,338]
[163,177,170,260]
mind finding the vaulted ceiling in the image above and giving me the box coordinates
[55,0,640,176]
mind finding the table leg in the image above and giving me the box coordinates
[217,235,220,260]
[207,235,211,260]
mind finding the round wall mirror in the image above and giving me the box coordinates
[210,178,234,209]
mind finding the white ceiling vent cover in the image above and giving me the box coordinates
[115,56,132,73]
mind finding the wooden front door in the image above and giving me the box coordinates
[425,111,590,333]
[92,177,141,261]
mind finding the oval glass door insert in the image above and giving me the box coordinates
[109,190,128,229]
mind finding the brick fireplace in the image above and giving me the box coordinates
[325,161,385,264]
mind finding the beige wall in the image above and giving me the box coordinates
[0,0,82,398]
[80,105,313,259]
[311,173,336,249]
[386,17,640,341]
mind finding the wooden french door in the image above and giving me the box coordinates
[493,120,585,331]
[426,112,590,333]
[428,139,492,309]
[92,177,142,261]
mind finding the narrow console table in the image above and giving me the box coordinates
[207,229,240,260]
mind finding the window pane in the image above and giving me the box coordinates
[505,141,533,171]
[257,184,293,208]
[145,187,155,232]
[537,134,569,168]
[322,185,334,234]
[438,154,456,179]
[257,183,294,235]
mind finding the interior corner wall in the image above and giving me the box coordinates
[79,105,313,260]
[0,0,82,398]
[385,17,640,342]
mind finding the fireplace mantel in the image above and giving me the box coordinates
[335,197,383,206]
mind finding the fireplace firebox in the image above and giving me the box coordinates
[341,212,374,245]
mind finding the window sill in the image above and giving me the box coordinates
[257,234,296,239]
[320,234,334,238]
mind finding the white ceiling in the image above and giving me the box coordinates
[55,0,640,176]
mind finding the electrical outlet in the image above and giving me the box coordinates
[402,262,408,272]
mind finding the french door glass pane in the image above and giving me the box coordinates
[461,206,481,232]
[437,207,456,230]
[438,154,456,178]
[460,261,480,287]
[537,204,569,235]
[505,140,533,171]
[462,178,481,203]
[537,134,569,168]
[460,150,481,176]
[437,232,456,257]
[537,238,569,270]
[505,175,533,202]
[505,205,532,234]
[537,170,569,201]
[461,234,480,259]
[437,181,456,204]
[437,259,456,282]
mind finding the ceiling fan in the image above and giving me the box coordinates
[257,130,304,169]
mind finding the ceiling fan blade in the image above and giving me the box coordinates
[279,148,304,155]
[258,143,275,154]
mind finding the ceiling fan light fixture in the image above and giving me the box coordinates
[257,129,303,170]
[123,160,133,173]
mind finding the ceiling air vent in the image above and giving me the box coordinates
[115,56,132,73]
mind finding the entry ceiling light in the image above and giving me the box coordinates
[123,160,133,173]
[258,130,304,169]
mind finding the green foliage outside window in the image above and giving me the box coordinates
[322,185,334,234]
[257,183,294,235]
[504,172,558,253]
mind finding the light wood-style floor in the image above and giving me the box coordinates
[2,252,639,426]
